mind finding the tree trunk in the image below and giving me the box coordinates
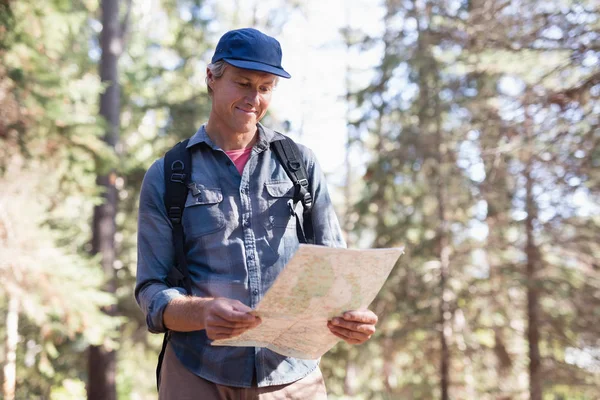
[88,0,121,399]
[3,294,19,400]
[342,7,355,248]
[435,114,451,400]
[414,2,451,395]
[525,154,542,400]
[524,96,542,400]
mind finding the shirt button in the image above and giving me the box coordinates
[248,253,254,260]
[253,289,259,295]
[243,219,250,228]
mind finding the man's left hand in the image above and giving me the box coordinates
[327,309,378,345]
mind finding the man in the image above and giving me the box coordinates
[135,28,378,399]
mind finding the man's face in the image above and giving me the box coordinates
[208,65,276,135]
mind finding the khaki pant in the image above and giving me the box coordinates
[159,344,328,400]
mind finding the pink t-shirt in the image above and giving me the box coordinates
[225,147,253,175]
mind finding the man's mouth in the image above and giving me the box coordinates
[236,107,257,115]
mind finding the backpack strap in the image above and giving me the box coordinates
[163,138,193,295]
[157,138,192,390]
[271,136,315,244]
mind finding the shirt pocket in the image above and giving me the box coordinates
[183,185,225,238]
[264,181,296,229]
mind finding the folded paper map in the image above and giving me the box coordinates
[212,244,404,359]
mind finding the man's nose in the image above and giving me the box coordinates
[245,88,260,105]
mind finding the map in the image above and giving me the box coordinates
[211,244,404,359]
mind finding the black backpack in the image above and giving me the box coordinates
[156,135,314,389]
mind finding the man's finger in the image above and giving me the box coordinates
[230,300,254,313]
[214,306,260,323]
[208,298,257,322]
[330,319,376,335]
[208,326,252,338]
[328,325,365,344]
[341,310,378,324]
[207,314,261,329]
[207,321,262,339]
[210,331,244,340]
[328,322,371,342]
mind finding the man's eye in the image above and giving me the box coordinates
[237,82,250,87]
[260,86,273,93]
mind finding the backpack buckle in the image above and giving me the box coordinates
[295,180,312,211]
[297,178,309,189]
[288,160,302,172]
[302,192,313,211]
[168,206,183,224]
[171,173,186,183]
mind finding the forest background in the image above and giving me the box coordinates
[1,0,599,399]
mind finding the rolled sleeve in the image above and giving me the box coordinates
[140,284,186,333]
[135,159,185,333]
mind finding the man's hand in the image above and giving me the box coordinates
[327,309,378,345]
[203,298,261,340]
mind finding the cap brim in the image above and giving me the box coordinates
[223,58,291,79]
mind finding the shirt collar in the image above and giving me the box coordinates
[186,123,285,151]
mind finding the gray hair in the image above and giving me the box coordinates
[205,60,279,96]
[206,60,229,96]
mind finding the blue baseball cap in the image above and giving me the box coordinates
[211,28,291,79]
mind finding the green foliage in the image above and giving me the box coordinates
[335,0,600,398]
[0,162,119,396]
[0,0,122,397]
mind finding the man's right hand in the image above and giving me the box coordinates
[202,298,261,340]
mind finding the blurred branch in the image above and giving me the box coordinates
[120,0,133,46]
[546,71,600,109]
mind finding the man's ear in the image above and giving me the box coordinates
[206,67,214,88]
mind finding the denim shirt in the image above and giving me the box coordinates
[135,123,346,388]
